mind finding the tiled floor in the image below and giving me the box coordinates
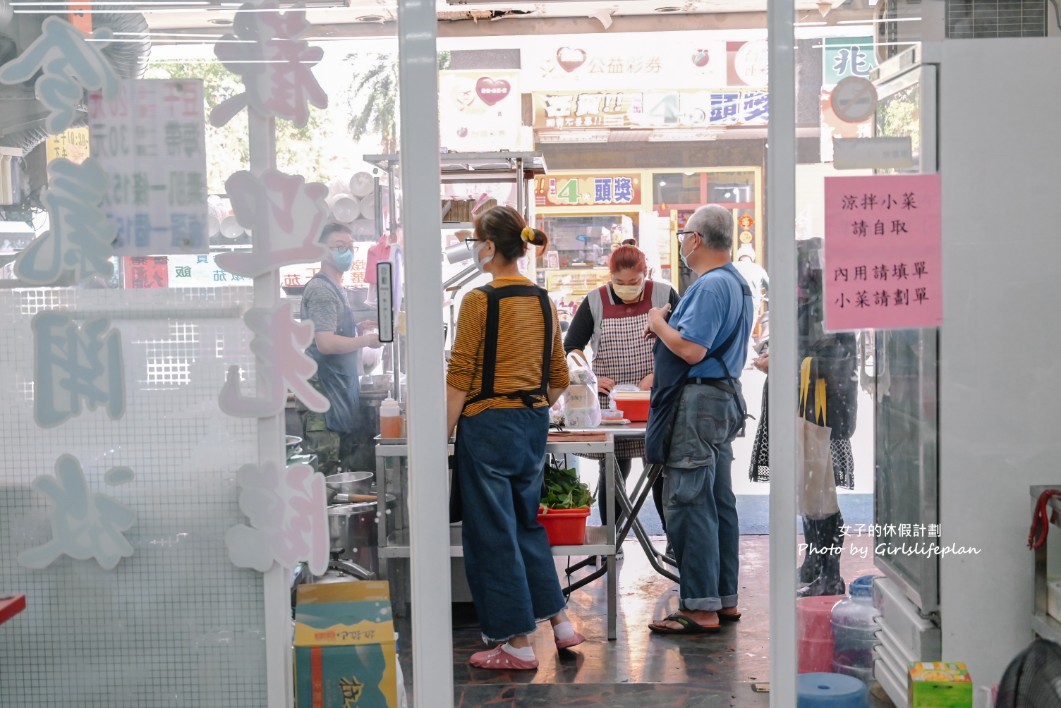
[395,534,895,706]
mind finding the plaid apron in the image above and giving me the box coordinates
[581,282,657,460]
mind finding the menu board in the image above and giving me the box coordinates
[824,174,942,331]
[88,79,209,256]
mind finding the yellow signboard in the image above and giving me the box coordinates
[46,127,90,164]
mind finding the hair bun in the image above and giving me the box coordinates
[520,226,534,243]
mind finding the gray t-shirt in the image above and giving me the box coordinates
[301,276,345,333]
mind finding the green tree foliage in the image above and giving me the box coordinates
[876,85,921,156]
[148,60,325,193]
[346,51,451,154]
[347,55,398,154]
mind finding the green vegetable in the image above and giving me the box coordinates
[540,463,594,510]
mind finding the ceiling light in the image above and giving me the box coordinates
[355,14,385,22]
[208,17,232,24]
[654,6,683,12]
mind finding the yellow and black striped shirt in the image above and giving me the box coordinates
[447,276,569,417]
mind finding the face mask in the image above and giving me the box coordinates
[679,238,696,269]
[611,282,644,301]
[331,248,354,272]
[472,240,494,273]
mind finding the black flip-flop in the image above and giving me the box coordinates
[648,612,720,635]
[718,609,742,622]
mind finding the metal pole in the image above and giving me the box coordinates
[767,0,798,704]
[247,111,290,708]
[396,0,454,705]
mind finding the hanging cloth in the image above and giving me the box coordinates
[364,236,391,285]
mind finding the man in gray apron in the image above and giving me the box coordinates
[299,223,381,476]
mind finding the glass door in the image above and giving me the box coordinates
[871,54,941,613]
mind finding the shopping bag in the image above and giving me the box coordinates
[796,357,839,519]
[562,351,601,429]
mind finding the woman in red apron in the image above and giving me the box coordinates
[563,245,680,531]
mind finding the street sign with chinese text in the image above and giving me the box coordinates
[534,174,642,208]
[532,89,768,130]
[88,79,209,256]
[823,37,877,86]
[522,40,728,91]
[824,174,942,331]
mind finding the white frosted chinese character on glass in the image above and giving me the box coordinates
[33,312,124,428]
[225,461,328,575]
[0,17,119,134]
[215,169,328,278]
[15,158,117,286]
[19,454,135,571]
[210,1,327,128]
[219,302,328,417]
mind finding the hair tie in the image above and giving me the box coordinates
[520,226,534,243]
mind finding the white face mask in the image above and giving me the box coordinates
[679,237,697,268]
[472,240,494,273]
[611,282,644,302]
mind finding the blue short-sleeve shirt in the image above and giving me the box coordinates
[668,263,753,379]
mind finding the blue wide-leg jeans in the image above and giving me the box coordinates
[457,406,566,642]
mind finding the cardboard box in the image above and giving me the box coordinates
[908,662,973,708]
[294,581,398,708]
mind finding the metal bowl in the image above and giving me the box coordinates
[324,471,374,494]
[285,435,303,449]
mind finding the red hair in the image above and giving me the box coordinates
[608,245,647,274]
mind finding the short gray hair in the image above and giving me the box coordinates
[685,205,733,252]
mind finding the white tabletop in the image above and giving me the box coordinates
[554,422,646,438]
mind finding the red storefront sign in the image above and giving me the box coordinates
[123,256,169,289]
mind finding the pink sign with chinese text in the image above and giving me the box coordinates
[824,174,942,331]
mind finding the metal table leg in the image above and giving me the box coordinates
[614,463,680,583]
[558,447,617,640]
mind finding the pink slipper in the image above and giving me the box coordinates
[555,630,586,650]
[469,646,538,671]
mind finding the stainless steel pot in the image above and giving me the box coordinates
[324,471,373,495]
[326,494,397,576]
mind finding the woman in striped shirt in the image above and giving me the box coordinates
[446,205,584,670]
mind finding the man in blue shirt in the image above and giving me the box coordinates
[646,204,753,635]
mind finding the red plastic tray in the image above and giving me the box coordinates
[0,594,26,626]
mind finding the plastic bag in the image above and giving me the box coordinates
[562,351,601,428]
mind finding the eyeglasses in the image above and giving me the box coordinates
[329,244,353,254]
[464,238,481,250]
[676,230,698,244]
